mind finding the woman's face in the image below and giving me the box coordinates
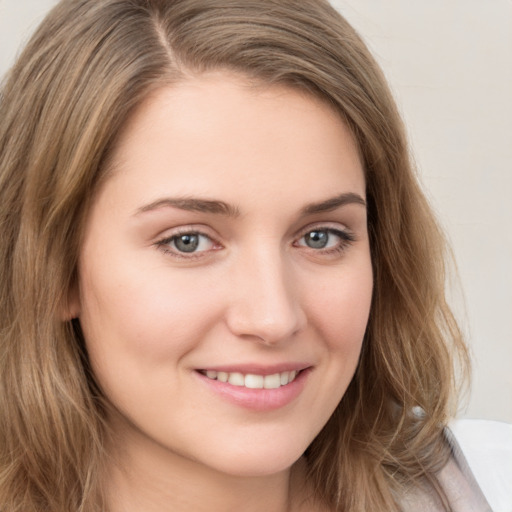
[74,73,373,477]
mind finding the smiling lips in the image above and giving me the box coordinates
[200,369,300,389]
[196,366,310,411]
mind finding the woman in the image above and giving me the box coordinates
[0,0,491,510]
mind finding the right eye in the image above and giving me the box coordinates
[156,231,218,256]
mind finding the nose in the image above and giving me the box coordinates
[225,248,306,345]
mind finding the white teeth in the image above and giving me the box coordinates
[264,373,281,389]
[228,372,244,386]
[202,369,301,389]
[244,374,264,389]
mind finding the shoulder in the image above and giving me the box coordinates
[448,419,512,512]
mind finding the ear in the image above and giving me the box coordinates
[60,281,81,321]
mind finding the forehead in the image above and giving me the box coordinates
[99,72,365,210]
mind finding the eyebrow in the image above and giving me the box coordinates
[135,197,240,217]
[135,192,366,218]
[300,192,366,215]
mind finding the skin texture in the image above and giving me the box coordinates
[73,72,373,512]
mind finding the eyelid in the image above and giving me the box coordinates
[154,225,222,258]
[293,223,356,253]
[294,221,353,240]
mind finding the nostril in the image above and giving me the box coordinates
[225,300,305,345]
[223,259,306,343]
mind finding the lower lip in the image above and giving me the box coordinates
[195,369,310,412]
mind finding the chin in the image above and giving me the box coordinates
[193,432,312,478]
[212,454,302,478]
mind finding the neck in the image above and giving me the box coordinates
[102,422,313,512]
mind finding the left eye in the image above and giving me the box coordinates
[161,232,215,254]
[296,229,348,250]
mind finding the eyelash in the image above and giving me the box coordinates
[155,226,356,259]
[155,228,221,259]
[294,226,356,256]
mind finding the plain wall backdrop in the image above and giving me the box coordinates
[1,0,511,423]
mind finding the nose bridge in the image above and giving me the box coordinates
[226,244,305,344]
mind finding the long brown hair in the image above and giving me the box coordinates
[0,1,469,510]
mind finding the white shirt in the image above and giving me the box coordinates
[398,419,511,511]
[449,419,512,512]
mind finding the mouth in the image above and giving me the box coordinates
[195,366,311,411]
[197,369,302,390]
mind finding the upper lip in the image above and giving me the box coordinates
[196,363,312,376]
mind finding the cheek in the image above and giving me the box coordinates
[78,257,224,375]
[310,263,373,356]
[292,260,373,439]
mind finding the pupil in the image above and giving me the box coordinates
[175,234,199,253]
[306,230,328,249]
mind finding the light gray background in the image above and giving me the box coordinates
[1,0,510,423]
